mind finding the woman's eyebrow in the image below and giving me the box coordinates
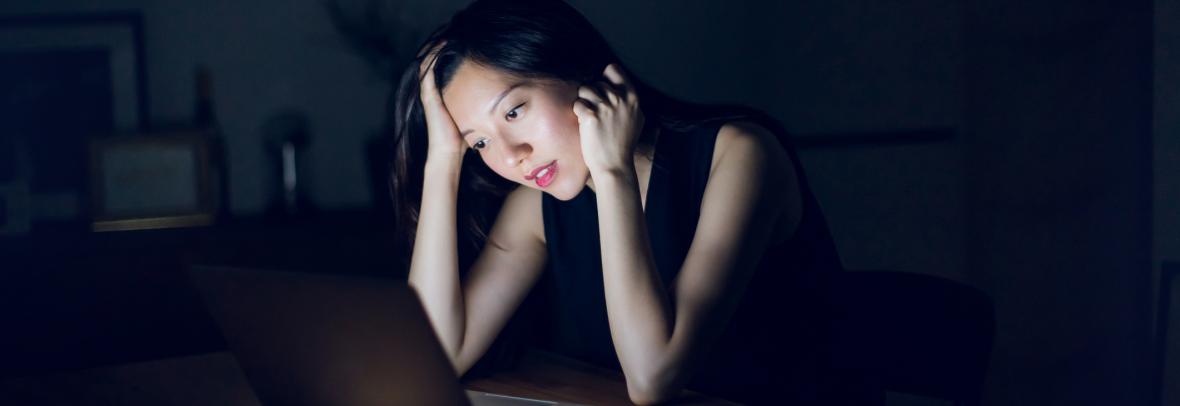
[461,81,528,138]
[486,82,526,116]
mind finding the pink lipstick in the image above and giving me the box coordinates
[531,161,557,188]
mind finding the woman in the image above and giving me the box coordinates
[392,0,844,404]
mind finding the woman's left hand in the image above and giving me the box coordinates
[573,63,645,175]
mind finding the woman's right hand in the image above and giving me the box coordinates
[418,41,467,160]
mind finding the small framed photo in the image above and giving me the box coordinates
[89,130,216,232]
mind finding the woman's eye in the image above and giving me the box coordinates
[505,103,524,121]
[471,138,488,151]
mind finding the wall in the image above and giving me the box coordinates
[570,0,968,280]
[0,0,446,214]
[0,0,969,281]
[965,1,1154,404]
[11,0,1163,404]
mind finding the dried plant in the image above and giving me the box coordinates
[322,0,432,81]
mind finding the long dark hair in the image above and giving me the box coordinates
[389,0,791,271]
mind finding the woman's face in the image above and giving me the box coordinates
[440,59,589,201]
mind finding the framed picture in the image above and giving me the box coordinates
[0,12,148,131]
[0,12,149,225]
[89,130,216,232]
[1159,261,1180,406]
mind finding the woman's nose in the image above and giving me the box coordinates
[500,139,532,168]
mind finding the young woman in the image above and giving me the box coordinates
[392,0,843,404]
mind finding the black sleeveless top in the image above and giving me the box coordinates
[534,120,844,405]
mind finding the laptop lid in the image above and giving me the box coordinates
[189,266,471,406]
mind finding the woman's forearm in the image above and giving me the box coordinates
[593,168,675,385]
[407,154,466,364]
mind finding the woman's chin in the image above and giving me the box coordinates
[541,181,585,201]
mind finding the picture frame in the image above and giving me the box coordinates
[0,11,149,226]
[0,11,148,132]
[89,130,217,232]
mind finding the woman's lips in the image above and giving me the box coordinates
[532,161,557,188]
[526,160,555,180]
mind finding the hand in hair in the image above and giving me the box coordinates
[572,63,646,175]
[418,40,466,160]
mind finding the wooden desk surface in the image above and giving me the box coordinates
[0,350,738,405]
[462,350,736,405]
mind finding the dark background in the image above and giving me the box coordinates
[0,0,1173,405]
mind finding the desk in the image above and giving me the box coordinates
[0,350,737,405]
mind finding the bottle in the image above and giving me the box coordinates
[194,65,231,220]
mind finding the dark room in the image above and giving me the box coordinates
[0,0,1171,405]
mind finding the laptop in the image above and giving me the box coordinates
[188,265,574,406]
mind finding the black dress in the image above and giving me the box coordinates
[531,119,844,405]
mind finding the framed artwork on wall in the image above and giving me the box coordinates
[0,12,148,131]
[0,11,148,227]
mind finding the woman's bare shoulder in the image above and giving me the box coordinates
[498,184,547,246]
[714,120,792,173]
[714,119,802,243]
